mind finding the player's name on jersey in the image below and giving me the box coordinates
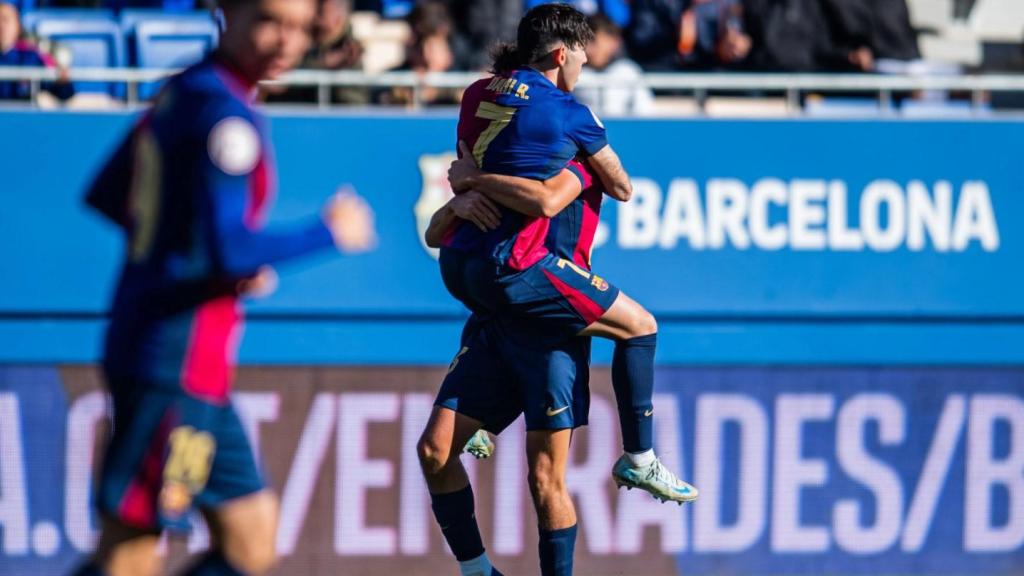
[615,178,998,253]
[485,76,530,100]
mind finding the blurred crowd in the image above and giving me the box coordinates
[0,0,987,110]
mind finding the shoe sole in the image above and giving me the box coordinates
[613,475,699,505]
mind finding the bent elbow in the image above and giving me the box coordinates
[615,182,633,202]
[539,202,561,218]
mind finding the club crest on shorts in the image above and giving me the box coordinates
[591,274,609,292]
[159,481,192,518]
[415,152,457,259]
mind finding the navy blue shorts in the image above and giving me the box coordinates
[96,378,265,532]
[435,315,591,433]
[441,250,621,347]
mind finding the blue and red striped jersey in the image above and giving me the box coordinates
[443,67,607,270]
[85,56,334,402]
[549,159,603,271]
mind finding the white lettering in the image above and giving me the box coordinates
[619,178,661,249]
[706,179,750,249]
[952,181,999,251]
[772,394,833,552]
[0,393,28,556]
[789,180,827,250]
[907,181,952,252]
[749,179,787,250]
[658,179,705,249]
[278,393,336,555]
[834,394,905,554]
[964,394,1024,551]
[693,394,767,552]
[861,180,906,252]
[65,391,107,553]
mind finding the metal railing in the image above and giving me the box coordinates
[2,66,1023,113]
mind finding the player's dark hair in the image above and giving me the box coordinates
[489,3,593,74]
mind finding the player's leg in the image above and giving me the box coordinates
[579,292,697,503]
[72,381,179,576]
[418,406,502,576]
[509,255,696,503]
[526,429,578,576]
[422,318,515,576]
[510,335,589,576]
[184,490,279,575]
[71,518,161,576]
[579,290,658,454]
[418,405,485,493]
[181,398,277,575]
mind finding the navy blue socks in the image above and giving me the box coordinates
[611,333,657,453]
[430,484,486,562]
[538,524,578,576]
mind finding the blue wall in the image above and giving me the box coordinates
[0,110,1020,364]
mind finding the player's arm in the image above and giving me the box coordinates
[425,190,502,248]
[565,102,632,201]
[587,144,632,202]
[449,142,583,218]
[199,112,373,279]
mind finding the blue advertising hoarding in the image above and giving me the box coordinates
[0,366,1021,574]
[0,111,1019,364]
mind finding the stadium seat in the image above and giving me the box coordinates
[132,17,218,99]
[33,18,126,97]
[969,0,1024,42]
[906,0,953,33]
[901,99,989,117]
[804,97,889,118]
[20,9,116,36]
[120,10,217,62]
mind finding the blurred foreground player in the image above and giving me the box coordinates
[74,1,375,575]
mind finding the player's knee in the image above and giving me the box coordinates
[528,464,566,498]
[417,434,450,477]
[220,495,279,575]
[627,307,658,338]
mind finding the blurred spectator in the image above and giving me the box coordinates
[822,0,919,70]
[524,0,630,27]
[377,1,459,107]
[679,0,751,68]
[743,0,918,72]
[627,0,750,70]
[576,13,654,115]
[625,0,684,70]
[0,1,73,101]
[445,0,521,70]
[743,0,848,71]
[265,0,368,105]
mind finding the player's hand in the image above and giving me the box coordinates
[448,141,481,192]
[449,190,501,232]
[323,187,377,254]
[237,265,279,299]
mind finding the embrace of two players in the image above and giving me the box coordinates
[417,5,696,576]
[73,1,694,576]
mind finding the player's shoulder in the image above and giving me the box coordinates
[167,60,256,126]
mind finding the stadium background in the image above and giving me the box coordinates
[2,0,1024,575]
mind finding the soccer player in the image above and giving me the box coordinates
[73,1,375,575]
[421,173,593,576]
[442,4,696,503]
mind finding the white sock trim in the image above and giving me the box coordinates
[625,448,656,467]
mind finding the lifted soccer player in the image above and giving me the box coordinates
[73,1,375,575]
